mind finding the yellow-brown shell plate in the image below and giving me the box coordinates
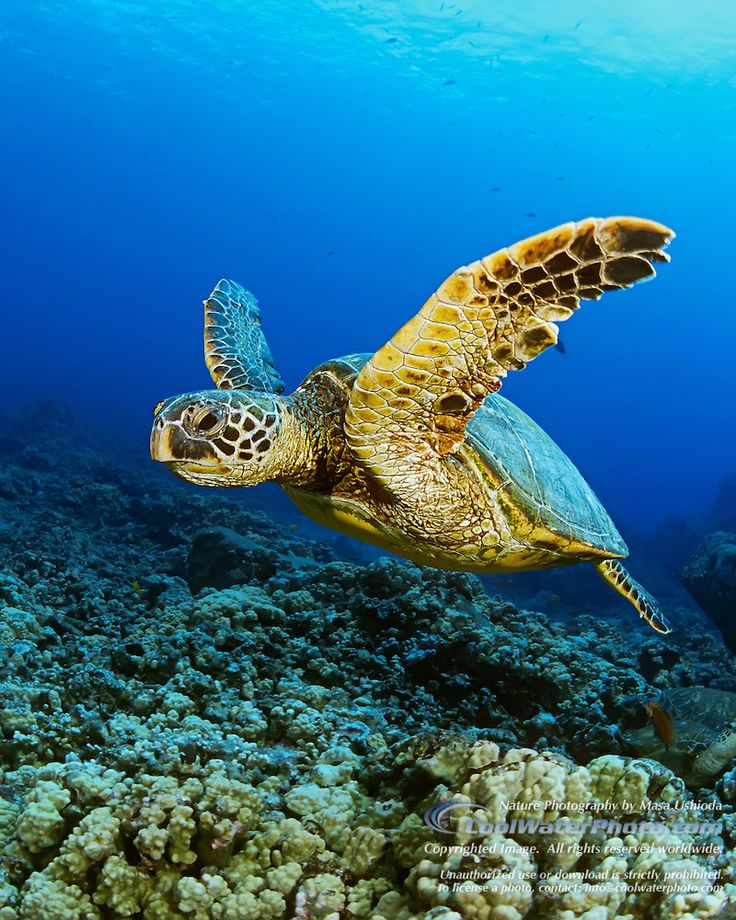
[465,394,627,557]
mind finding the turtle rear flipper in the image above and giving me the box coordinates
[204,279,285,393]
[596,559,671,634]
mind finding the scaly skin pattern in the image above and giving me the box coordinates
[151,389,289,487]
[204,279,285,393]
[324,441,517,566]
[150,381,348,491]
[345,217,673,489]
[596,559,671,634]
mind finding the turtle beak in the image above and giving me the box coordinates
[149,416,172,462]
[150,409,188,464]
[150,412,220,467]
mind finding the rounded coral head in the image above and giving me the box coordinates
[150,389,285,487]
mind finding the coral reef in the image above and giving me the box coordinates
[1,403,736,917]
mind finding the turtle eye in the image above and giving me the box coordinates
[186,404,227,437]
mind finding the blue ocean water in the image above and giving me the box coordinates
[6,8,736,916]
[2,0,735,534]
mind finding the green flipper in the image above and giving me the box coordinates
[596,559,671,635]
[204,279,284,393]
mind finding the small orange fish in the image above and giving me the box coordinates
[646,701,675,749]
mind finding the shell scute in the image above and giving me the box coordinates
[466,394,627,556]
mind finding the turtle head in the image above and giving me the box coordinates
[150,389,294,487]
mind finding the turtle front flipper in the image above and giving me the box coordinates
[596,559,671,635]
[204,279,285,393]
[345,217,673,491]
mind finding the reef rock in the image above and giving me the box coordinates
[187,526,281,591]
[3,403,736,917]
[683,532,736,653]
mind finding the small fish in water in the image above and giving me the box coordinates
[554,339,566,355]
[130,579,146,597]
[646,701,675,749]
[442,78,456,86]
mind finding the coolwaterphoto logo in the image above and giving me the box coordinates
[423,801,487,834]
[423,801,723,840]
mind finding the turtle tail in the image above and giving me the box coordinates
[595,559,671,635]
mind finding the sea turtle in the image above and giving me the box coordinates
[624,687,736,785]
[150,216,673,633]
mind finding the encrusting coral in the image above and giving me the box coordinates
[1,405,736,917]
